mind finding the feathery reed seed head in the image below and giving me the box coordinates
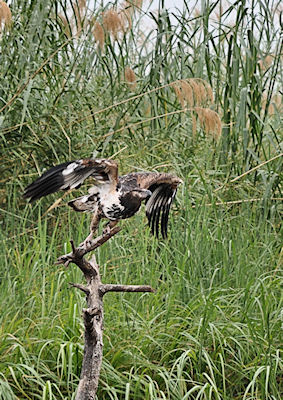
[103,9,124,39]
[194,107,222,139]
[124,66,137,89]
[262,93,282,115]
[258,55,274,71]
[119,0,144,32]
[92,20,105,49]
[172,79,220,139]
[173,84,185,108]
[173,78,214,108]
[78,0,86,8]
[181,80,194,107]
[0,1,12,32]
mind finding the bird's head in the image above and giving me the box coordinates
[130,189,152,202]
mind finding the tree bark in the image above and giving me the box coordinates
[56,227,154,400]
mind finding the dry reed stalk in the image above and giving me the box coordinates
[97,108,194,141]
[214,153,283,193]
[68,79,194,128]
[191,197,283,208]
[73,0,87,37]
[0,0,12,32]
[6,194,283,243]
[58,14,72,38]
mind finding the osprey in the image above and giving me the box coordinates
[23,158,182,240]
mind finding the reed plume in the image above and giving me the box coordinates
[124,66,137,89]
[194,107,222,139]
[262,93,282,115]
[173,78,221,138]
[258,55,274,71]
[0,1,12,32]
[92,20,105,49]
[102,9,124,39]
[173,78,214,108]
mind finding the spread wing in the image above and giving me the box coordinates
[134,172,182,239]
[23,158,118,202]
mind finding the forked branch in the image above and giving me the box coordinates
[56,226,154,399]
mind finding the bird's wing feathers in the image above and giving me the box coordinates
[146,183,177,239]
[23,158,118,201]
[134,172,182,191]
[132,172,182,239]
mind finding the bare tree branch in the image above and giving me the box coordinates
[55,226,121,273]
[69,282,90,295]
[56,224,154,399]
[100,284,155,295]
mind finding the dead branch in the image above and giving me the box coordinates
[56,226,154,399]
[100,284,155,295]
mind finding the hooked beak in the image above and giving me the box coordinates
[144,189,152,199]
[134,189,152,200]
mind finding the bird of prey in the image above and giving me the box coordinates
[24,158,182,241]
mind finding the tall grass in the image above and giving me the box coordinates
[0,0,282,399]
[0,1,282,181]
[1,188,282,399]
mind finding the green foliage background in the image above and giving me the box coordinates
[0,0,282,399]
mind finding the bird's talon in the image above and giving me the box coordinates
[102,226,111,236]
[81,237,92,248]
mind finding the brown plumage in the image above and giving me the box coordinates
[23,158,182,239]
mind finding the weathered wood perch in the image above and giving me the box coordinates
[55,226,154,400]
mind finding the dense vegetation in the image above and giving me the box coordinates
[0,0,282,399]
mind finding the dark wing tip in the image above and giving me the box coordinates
[23,158,119,202]
[146,184,177,239]
[23,161,75,201]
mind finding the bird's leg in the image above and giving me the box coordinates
[102,220,118,236]
[82,211,101,247]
